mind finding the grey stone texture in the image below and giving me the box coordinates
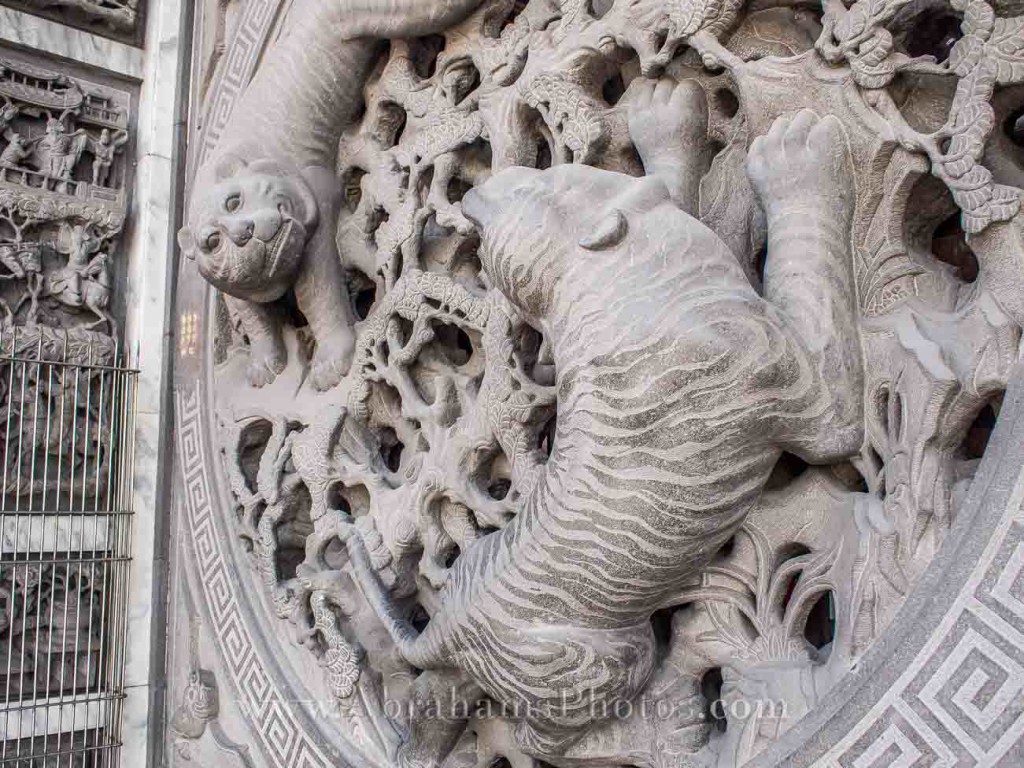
[167,1,1024,766]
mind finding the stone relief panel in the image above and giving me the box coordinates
[171,0,1024,766]
[0,0,144,45]
[0,47,135,736]
[0,48,131,351]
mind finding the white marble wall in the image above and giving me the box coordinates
[122,0,187,762]
[0,3,187,765]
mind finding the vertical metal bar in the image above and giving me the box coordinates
[39,347,58,763]
[12,333,30,764]
[0,323,12,762]
[55,342,83,764]
[24,336,43,762]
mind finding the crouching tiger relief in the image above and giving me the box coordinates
[177,0,1024,766]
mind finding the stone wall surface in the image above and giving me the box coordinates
[166,1,1024,767]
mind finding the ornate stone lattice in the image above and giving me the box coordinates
[173,0,1024,766]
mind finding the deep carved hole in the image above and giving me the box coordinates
[963,397,1002,460]
[327,483,352,514]
[445,543,462,569]
[539,413,557,458]
[411,605,431,633]
[932,212,979,283]
[344,167,367,212]
[447,175,474,205]
[701,668,727,733]
[650,606,675,651]
[755,243,769,286]
[536,136,553,170]
[603,71,627,106]
[379,428,405,472]
[456,327,474,360]
[281,290,309,330]
[238,420,273,494]
[412,35,447,79]
[429,321,475,367]
[718,535,735,559]
[277,483,313,580]
[487,478,511,500]
[904,14,962,63]
[714,88,739,119]
[1007,106,1024,148]
[765,452,809,491]
[877,385,892,438]
[778,543,812,565]
[804,590,836,652]
[589,0,613,18]
[502,0,528,31]
[354,284,377,321]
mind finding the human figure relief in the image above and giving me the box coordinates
[88,128,128,187]
[343,79,864,765]
[35,116,88,191]
[48,222,116,334]
[0,98,18,135]
[0,133,34,172]
[178,0,488,390]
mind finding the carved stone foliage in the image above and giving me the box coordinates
[177,0,1024,766]
[0,50,131,346]
[1,0,143,44]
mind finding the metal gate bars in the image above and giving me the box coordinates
[0,327,138,767]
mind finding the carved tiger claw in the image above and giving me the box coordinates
[246,338,287,388]
[310,337,355,391]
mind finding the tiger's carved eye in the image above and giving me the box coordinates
[203,231,223,253]
[225,193,242,213]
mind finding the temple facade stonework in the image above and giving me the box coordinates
[5,0,1024,766]
[164,1,1024,766]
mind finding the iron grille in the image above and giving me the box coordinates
[0,328,137,767]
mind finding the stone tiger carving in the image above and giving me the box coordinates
[343,86,865,764]
[178,0,487,389]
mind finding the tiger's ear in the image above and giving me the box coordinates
[579,209,628,251]
[177,226,197,261]
[213,153,248,181]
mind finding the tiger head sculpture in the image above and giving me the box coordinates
[178,155,318,304]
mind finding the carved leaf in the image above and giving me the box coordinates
[987,16,1024,83]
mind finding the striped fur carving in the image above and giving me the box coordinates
[346,137,864,757]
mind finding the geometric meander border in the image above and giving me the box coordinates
[815,480,1024,768]
[175,386,339,768]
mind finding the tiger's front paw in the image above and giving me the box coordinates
[246,337,287,388]
[746,109,854,225]
[309,333,354,391]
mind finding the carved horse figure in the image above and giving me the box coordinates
[178,0,489,389]
[344,82,865,765]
